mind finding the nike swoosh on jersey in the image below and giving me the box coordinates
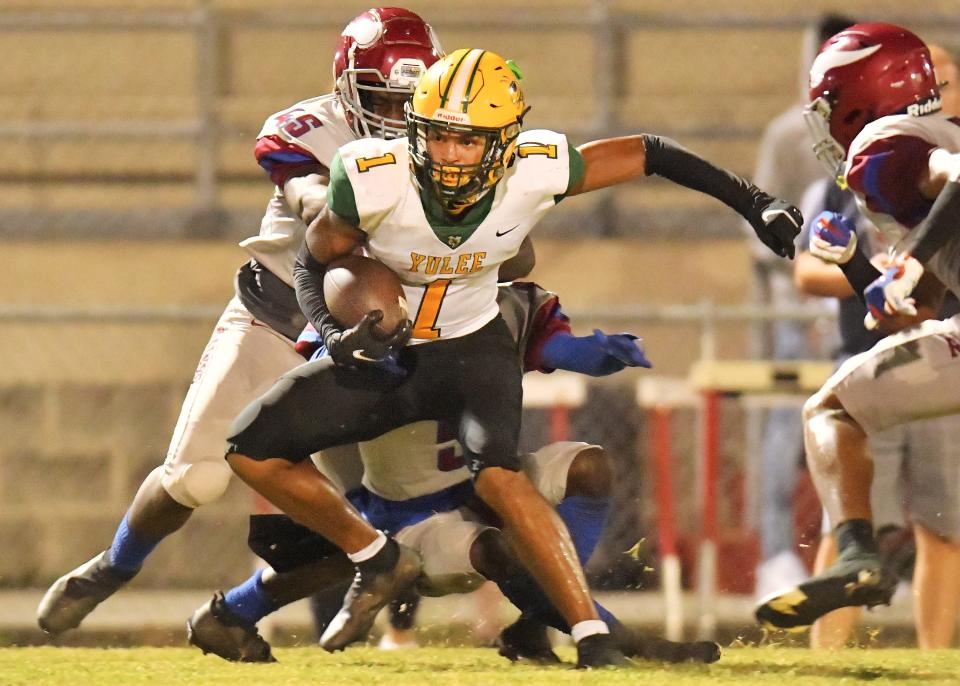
[495,225,520,237]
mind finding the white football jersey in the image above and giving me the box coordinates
[241,94,356,286]
[359,420,466,501]
[846,113,960,296]
[330,129,575,342]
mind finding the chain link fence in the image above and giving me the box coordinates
[4,3,958,240]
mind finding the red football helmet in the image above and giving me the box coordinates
[805,22,940,178]
[333,8,444,139]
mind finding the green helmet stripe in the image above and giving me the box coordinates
[439,50,472,109]
[461,51,487,112]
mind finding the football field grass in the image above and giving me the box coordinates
[2,646,960,686]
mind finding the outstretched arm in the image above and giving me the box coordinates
[566,134,802,258]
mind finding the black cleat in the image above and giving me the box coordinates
[629,635,721,664]
[575,633,629,669]
[877,524,916,582]
[755,549,896,631]
[319,544,422,652]
[37,551,130,636]
[495,616,560,664]
[187,592,276,663]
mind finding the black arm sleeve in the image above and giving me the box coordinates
[839,248,884,304]
[641,134,759,216]
[900,179,960,264]
[293,241,343,348]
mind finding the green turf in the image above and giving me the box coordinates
[1,646,959,686]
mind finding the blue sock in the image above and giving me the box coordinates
[223,569,280,626]
[594,601,618,628]
[107,513,163,577]
[556,496,609,565]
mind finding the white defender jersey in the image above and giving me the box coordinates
[845,113,960,296]
[328,129,575,342]
[244,94,356,286]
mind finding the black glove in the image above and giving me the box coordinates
[326,310,412,368]
[746,189,803,259]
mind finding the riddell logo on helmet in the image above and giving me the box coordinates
[907,97,941,117]
[432,108,470,125]
[390,59,426,87]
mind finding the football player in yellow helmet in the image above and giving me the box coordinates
[226,46,804,669]
[405,49,527,214]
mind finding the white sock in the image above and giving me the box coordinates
[571,619,610,644]
[347,531,388,564]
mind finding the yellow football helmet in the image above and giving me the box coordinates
[406,48,529,214]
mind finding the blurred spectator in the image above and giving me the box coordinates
[795,44,960,649]
[751,13,857,601]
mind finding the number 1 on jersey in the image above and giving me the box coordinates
[412,279,451,339]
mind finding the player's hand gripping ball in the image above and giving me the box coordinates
[323,255,412,366]
[323,255,410,336]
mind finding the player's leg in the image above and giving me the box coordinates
[549,444,612,565]
[912,524,960,648]
[190,558,355,662]
[38,299,302,635]
[758,319,960,630]
[446,342,624,666]
[809,530,861,648]
[811,423,911,648]
[903,413,960,648]
[497,442,611,658]
[225,356,423,652]
[461,522,720,664]
[433,322,622,667]
[756,386,895,630]
[189,512,354,661]
[378,590,421,649]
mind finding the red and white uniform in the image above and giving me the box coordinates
[822,113,960,434]
[160,96,355,508]
[246,95,355,286]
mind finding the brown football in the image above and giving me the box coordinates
[323,254,409,339]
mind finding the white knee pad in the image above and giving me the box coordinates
[161,461,233,508]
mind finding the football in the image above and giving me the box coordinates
[323,254,409,339]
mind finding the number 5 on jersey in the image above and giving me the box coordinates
[412,279,451,339]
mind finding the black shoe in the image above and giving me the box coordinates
[575,633,629,669]
[319,543,422,652]
[37,551,131,636]
[495,616,560,664]
[755,549,896,631]
[187,592,276,663]
[877,524,916,582]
